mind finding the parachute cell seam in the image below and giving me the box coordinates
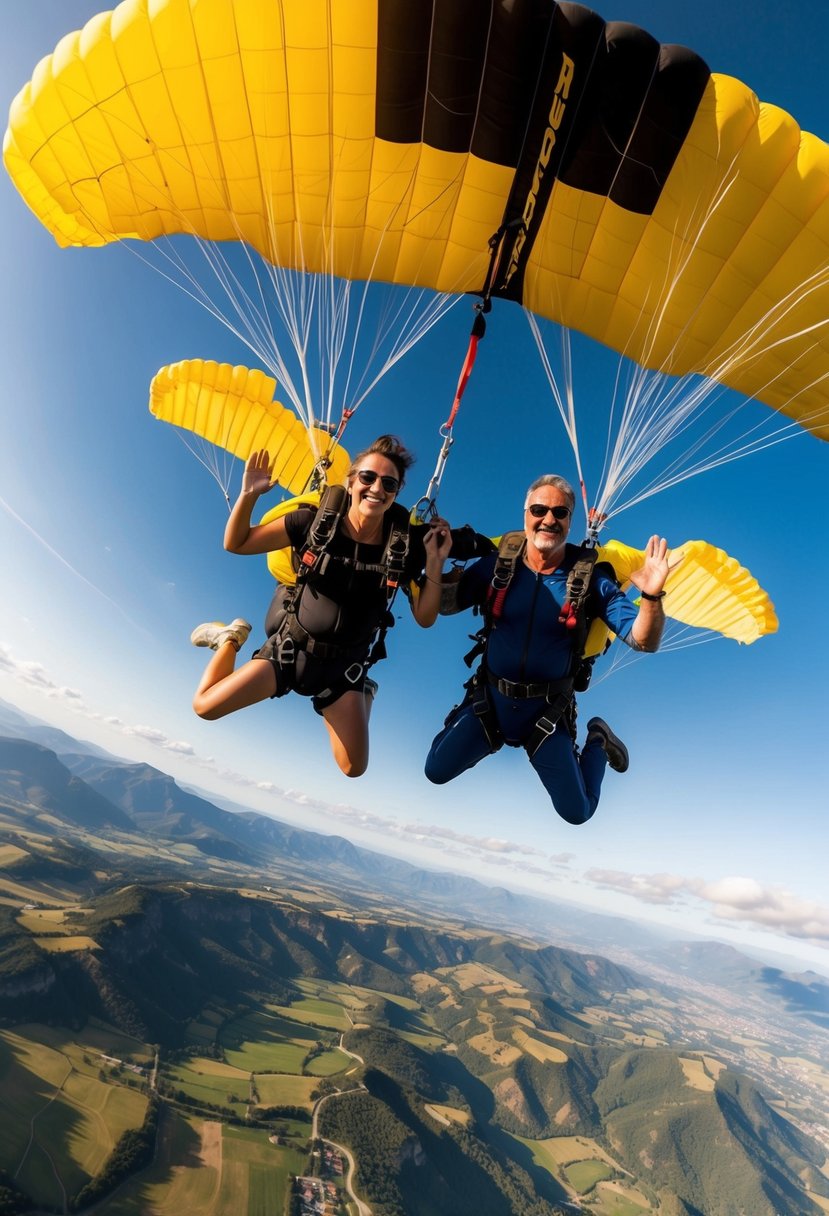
[420,0,439,148]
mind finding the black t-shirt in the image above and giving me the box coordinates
[281,507,419,646]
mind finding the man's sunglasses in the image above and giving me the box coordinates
[356,468,400,494]
[527,503,571,520]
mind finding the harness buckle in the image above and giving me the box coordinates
[277,634,296,666]
[343,663,365,685]
[533,714,557,741]
[523,712,558,759]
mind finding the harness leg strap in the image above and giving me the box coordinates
[471,680,504,754]
[524,693,574,759]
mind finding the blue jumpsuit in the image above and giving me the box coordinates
[425,547,639,824]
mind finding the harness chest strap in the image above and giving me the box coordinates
[278,484,411,675]
[464,532,603,755]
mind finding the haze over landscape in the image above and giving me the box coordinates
[1,1,828,1213]
[1,698,829,1215]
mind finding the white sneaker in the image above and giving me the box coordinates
[190,618,252,652]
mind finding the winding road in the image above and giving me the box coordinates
[310,1035,372,1216]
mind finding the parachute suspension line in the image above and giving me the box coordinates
[593,150,800,513]
[574,158,746,517]
[77,86,458,476]
[171,428,233,507]
[590,621,724,687]
[540,140,829,526]
[526,314,596,526]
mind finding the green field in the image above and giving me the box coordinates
[90,1111,309,1216]
[264,1116,311,1139]
[254,1074,319,1108]
[219,1126,308,1213]
[76,1018,154,1064]
[165,1058,251,1117]
[0,1024,148,1209]
[220,1009,321,1073]
[565,1159,615,1192]
[226,1038,307,1074]
[269,997,352,1031]
[92,1109,221,1214]
[305,1048,352,1076]
[592,1186,651,1215]
[398,1028,447,1050]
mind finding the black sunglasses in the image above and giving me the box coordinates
[527,503,571,520]
[356,468,400,494]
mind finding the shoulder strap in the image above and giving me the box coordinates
[487,531,526,623]
[296,483,349,577]
[561,542,597,614]
[383,503,411,591]
[463,532,525,667]
[365,503,412,668]
[561,544,608,687]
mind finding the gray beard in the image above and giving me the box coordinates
[530,530,563,554]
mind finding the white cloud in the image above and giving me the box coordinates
[584,867,829,946]
[0,647,87,707]
[163,740,196,755]
[586,868,691,905]
[400,820,544,856]
[697,877,829,941]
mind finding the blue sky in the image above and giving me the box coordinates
[1,0,827,971]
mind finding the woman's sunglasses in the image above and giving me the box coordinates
[526,503,571,520]
[355,468,400,494]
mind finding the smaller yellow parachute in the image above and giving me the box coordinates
[583,539,778,654]
[149,360,351,494]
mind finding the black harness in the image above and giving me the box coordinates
[271,484,411,691]
[460,535,607,758]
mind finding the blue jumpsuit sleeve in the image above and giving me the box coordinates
[593,570,639,638]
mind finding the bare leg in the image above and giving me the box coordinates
[321,688,373,777]
[193,645,277,719]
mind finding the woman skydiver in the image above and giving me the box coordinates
[190,435,460,777]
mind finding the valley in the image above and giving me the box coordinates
[1,705,828,1215]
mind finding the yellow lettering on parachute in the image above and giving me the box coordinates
[503,53,575,289]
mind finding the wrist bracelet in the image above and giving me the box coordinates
[640,589,666,602]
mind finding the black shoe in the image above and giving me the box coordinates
[586,717,629,773]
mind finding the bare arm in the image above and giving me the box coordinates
[224,449,291,555]
[412,519,454,628]
[626,535,677,652]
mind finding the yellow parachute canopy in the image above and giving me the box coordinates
[582,538,778,655]
[4,0,829,437]
[149,360,351,494]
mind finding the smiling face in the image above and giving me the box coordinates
[347,453,401,528]
[524,484,573,567]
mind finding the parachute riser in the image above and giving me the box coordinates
[584,506,608,548]
[305,407,355,493]
[414,426,454,522]
[416,304,489,520]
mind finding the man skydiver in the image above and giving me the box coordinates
[424,474,672,824]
